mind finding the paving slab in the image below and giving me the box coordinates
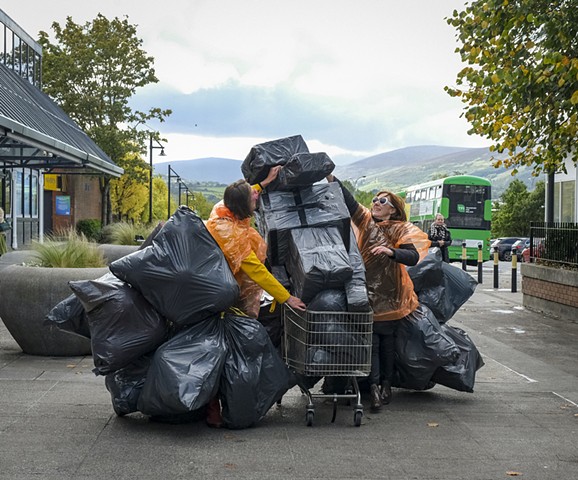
[1,261,577,479]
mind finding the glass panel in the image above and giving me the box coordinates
[4,27,13,68]
[31,170,38,217]
[13,34,21,75]
[554,182,560,222]
[23,170,31,216]
[444,184,491,229]
[561,180,575,222]
[14,170,22,216]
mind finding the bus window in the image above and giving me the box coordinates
[445,184,491,229]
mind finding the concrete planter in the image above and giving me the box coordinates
[0,244,138,356]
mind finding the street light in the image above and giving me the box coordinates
[149,134,166,223]
[167,164,194,218]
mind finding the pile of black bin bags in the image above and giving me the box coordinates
[402,248,485,392]
[45,206,293,429]
[45,134,486,427]
[243,135,485,394]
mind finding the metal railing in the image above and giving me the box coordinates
[529,222,578,268]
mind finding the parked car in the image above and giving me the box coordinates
[521,238,545,262]
[490,237,527,261]
[511,238,530,261]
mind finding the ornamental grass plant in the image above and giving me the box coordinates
[100,222,156,246]
[31,229,106,268]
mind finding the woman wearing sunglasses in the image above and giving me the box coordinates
[326,174,429,411]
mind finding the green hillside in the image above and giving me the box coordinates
[333,146,542,199]
[159,145,543,201]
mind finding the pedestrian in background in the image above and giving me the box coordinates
[428,213,452,263]
[0,207,10,256]
[326,175,429,411]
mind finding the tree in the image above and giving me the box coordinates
[150,176,169,223]
[492,179,545,236]
[190,192,214,220]
[38,14,171,224]
[446,1,578,175]
[109,152,149,222]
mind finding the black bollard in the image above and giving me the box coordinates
[511,246,517,293]
[493,246,499,289]
[462,241,467,271]
[477,243,483,284]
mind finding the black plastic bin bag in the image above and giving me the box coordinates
[410,257,477,323]
[105,353,153,416]
[241,135,309,185]
[344,228,371,312]
[432,324,484,392]
[220,314,292,429]
[69,273,168,376]
[274,152,335,190]
[109,206,239,327]
[394,305,460,390]
[44,293,91,339]
[286,227,353,303]
[255,183,350,265]
[406,247,445,293]
[137,315,227,417]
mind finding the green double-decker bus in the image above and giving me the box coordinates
[399,175,492,262]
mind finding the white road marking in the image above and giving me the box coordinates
[551,392,578,407]
[490,358,538,383]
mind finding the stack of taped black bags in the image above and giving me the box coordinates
[400,248,485,393]
[242,134,484,394]
[241,135,372,380]
[44,206,293,429]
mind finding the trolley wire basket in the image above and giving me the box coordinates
[283,306,373,426]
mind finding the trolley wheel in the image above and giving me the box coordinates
[306,410,314,427]
[354,410,362,427]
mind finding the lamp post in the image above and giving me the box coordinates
[149,133,166,223]
[168,164,194,218]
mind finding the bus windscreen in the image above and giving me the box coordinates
[446,184,490,230]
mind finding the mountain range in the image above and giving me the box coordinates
[155,146,543,199]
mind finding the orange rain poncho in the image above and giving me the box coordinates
[351,206,430,322]
[206,201,268,318]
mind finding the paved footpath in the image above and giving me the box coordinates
[1,262,577,479]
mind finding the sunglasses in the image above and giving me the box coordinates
[372,196,394,207]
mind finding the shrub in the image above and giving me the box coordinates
[100,222,156,246]
[76,218,102,242]
[32,229,106,268]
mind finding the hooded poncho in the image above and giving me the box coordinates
[351,205,430,321]
[206,201,268,318]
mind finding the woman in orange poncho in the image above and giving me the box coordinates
[327,175,430,411]
[204,167,305,428]
[206,167,305,318]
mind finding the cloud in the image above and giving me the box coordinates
[7,0,491,165]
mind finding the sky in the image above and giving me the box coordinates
[5,0,491,166]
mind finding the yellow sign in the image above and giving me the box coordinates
[44,174,61,191]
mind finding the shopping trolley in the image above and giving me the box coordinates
[283,306,373,427]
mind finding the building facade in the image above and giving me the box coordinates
[0,9,122,250]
